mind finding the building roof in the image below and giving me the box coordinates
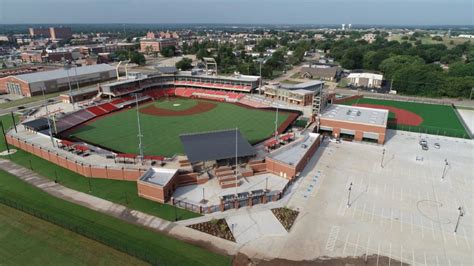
[321,104,388,126]
[301,66,339,78]
[280,80,325,90]
[347,72,383,80]
[156,66,178,74]
[139,168,178,187]
[60,86,98,97]
[22,117,51,131]
[13,64,115,84]
[180,129,256,163]
[268,133,320,167]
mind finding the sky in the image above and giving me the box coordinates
[0,0,473,26]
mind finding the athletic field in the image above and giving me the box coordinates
[68,98,295,156]
[342,97,469,138]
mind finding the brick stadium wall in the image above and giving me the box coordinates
[6,135,147,181]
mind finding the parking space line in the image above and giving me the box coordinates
[400,212,403,233]
[362,203,367,221]
[365,236,370,262]
[343,232,350,256]
[390,209,394,230]
[453,230,459,246]
[400,186,404,202]
[424,252,427,266]
[354,233,360,257]
[431,220,436,240]
[421,215,425,239]
[380,207,385,226]
[436,255,440,266]
[377,242,381,266]
[411,213,414,234]
[461,227,471,250]
[388,242,392,266]
[371,205,376,224]
[412,248,415,266]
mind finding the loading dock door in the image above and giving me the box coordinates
[363,132,379,140]
[340,129,355,135]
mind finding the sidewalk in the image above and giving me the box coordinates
[0,159,239,256]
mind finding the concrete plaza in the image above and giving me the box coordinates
[236,130,473,264]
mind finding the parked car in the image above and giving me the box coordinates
[434,143,440,149]
[329,137,340,143]
[422,144,429,151]
[419,139,427,145]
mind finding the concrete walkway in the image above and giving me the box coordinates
[0,159,239,256]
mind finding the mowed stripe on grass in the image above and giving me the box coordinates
[343,97,469,137]
[0,204,147,266]
[69,98,290,156]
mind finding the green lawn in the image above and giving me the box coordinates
[342,97,469,138]
[0,204,146,266]
[0,115,199,221]
[0,170,231,266]
[69,98,290,156]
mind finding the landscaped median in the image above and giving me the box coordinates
[0,169,232,265]
[0,114,200,221]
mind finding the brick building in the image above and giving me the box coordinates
[29,27,72,40]
[0,64,116,96]
[319,104,388,144]
[140,38,178,53]
[263,80,324,106]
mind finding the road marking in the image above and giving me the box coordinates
[343,232,350,256]
[400,186,404,202]
[362,203,367,221]
[388,242,392,266]
[453,230,459,246]
[377,242,381,266]
[412,248,415,266]
[325,225,340,252]
[430,220,436,240]
[400,245,403,266]
[420,215,425,239]
[410,213,414,234]
[365,236,370,263]
[424,252,427,266]
[371,204,376,224]
[462,227,471,250]
[354,233,360,257]
[380,207,385,226]
[390,209,394,230]
[436,255,440,266]
[400,211,403,233]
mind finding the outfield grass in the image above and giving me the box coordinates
[0,170,231,265]
[0,204,146,266]
[69,98,290,156]
[0,115,199,221]
[343,97,469,138]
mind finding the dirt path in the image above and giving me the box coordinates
[139,101,217,116]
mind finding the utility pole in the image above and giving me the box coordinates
[441,159,449,180]
[347,182,353,208]
[10,112,17,133]
[274,105,279,140]
[135,94,144,163]
[454,206,464,233]
[0,121,10,154]
[259,59,263,95]
[42,87,55,147]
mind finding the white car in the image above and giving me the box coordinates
[329,138,340,143]
[434,143,440,149]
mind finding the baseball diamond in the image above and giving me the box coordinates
[66,98,298,157]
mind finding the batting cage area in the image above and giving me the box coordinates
[66,98,298,157]
[341,97,470,138]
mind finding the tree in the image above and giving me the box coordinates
[160,46,175,57]
[363,50,389,70]
[175,57,193,71]
[379,55,425,80]
[392,64,444,96]
[448,62,474,77]
[340,48,364,69]
[196,49,210,60]
[432,36,443,41]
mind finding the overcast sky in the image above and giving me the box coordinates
[1,0,473,25]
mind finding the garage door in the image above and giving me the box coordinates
[320,126,333,131]
[363,132,379,139]
[341,129,355,135]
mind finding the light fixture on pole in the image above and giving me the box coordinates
[441,159,449,180]
[347,182,353,208]
[454,206,464,233]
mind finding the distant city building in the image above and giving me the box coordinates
[28,27,73,40]
[347,73,383,88]
[140,38,178,53]
[0,64,116,96]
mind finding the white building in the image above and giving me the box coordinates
[347,73,383,88]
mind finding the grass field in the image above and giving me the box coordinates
[69,98,291,156]
[0,115,199,221]
[342,97,469,138]
[0,169,231,265]
[0,204,146,266]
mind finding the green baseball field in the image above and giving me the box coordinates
[67,98,295,157]
[342,97,469,138]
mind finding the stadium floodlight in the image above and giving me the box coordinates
[135,93,144,163]
[64,61,75,111]
[41,87,55,147]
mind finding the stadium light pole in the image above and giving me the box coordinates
[42,87,55,147]
[347,182,353,208]
[235,128,238,196]
[380,148,386,168]
[441,159,449,180]
[0,121,10,154]
[454,206,464,233]
[135,94,144,163]
[73,63,80,91]
[64,61,75,110]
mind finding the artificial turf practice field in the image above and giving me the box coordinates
[342,97,469,138]
[68,98,293,156]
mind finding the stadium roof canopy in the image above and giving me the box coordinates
[22,117,51,131]
[180,129,256,163]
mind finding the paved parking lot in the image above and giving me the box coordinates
[239,130,473,264]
